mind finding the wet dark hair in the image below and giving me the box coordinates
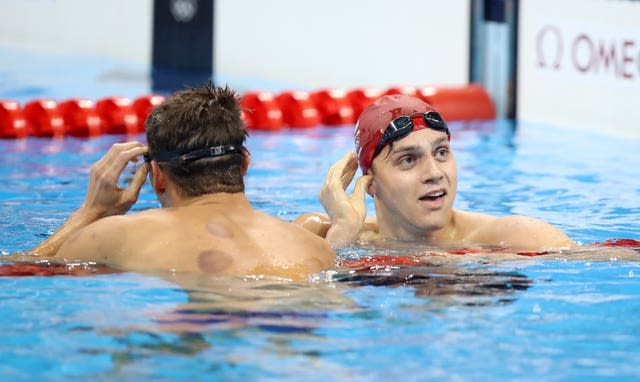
[145,83,248,196]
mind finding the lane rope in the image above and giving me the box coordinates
[1,84,496,138]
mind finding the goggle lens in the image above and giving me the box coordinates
[372,112,449,160]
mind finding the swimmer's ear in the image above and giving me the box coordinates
[366,169,376,197]
[150,161,167,194]
[367,183,376,197]
[367,179,376,197]
[241,150,251,176]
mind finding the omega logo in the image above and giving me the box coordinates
[536,24,639,80]
[537,25,563,70]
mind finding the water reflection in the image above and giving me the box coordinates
[1,242,638,370]
[335,267,531,298]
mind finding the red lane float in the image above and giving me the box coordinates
[0,100,27,139]
[310,89,355,126]
[23,99,66,137]
[416,84,496,121]
[241,91,283,130]
[0,84,496,137]
[0,263,122,277]
[95,96,140,135]
[132,94,165,131]
[384,85,417,97]
[346,88,382,121]
[0,263,77,277]
[275,91,319,128]
[59,98,102,137]
[596,238,640,248]
[339,255,423,269]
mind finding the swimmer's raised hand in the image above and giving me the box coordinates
[320,151,372,247]
[81,142,149,219]
[32,142,149,257]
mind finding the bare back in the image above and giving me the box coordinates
[56,195,335,281]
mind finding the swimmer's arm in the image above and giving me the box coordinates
[31,207,103,257]
[31,142,148,257]
[294,213,331,238]
[55,216,127,264]
[294,212,379,245]
[476,215,575,251]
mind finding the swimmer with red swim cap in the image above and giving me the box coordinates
[295,94,575,251]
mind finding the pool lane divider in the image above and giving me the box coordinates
[0,84,496,139]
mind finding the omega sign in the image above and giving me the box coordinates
[536,24,640,81]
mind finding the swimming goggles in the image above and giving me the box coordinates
[144,144,244,163]
[372,112,450,159]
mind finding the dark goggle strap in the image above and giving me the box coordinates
[144,144,244,163]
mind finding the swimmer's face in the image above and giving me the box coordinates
[369,128,457,238]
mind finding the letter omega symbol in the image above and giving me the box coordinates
[536,25,563,70]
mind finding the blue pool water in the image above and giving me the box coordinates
[1,47,640,381]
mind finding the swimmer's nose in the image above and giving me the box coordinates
[421,157,444,184]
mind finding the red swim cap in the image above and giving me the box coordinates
[354,94,440,174]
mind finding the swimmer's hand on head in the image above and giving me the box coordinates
[295,151,373,248]
[31,142,149,257]
[82,142,149,218]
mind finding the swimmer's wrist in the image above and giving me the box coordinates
[74,205,105,223]
[326,217,362,247]
[331,216,360,228]
[328,207,362,227]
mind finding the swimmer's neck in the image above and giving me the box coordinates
[165,190,251,209]
[377,209,461,244]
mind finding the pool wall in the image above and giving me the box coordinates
[0,0,152,64]
[0,0,471,90]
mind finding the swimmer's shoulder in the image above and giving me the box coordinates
[261,211,335,261]
[55,214,132,262]
[458,209,575,251]
[453,209,496,229]
[55,209,178,259]
[267,211,329,242]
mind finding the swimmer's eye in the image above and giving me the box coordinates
[434,147,449,161]
[397,155,416,167]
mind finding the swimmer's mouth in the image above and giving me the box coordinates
[419,190,447,201]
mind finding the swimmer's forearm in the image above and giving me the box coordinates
[325,216,364,248]
[294,212,367,247]
[31,207,101,257]
[293,213,331,238]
